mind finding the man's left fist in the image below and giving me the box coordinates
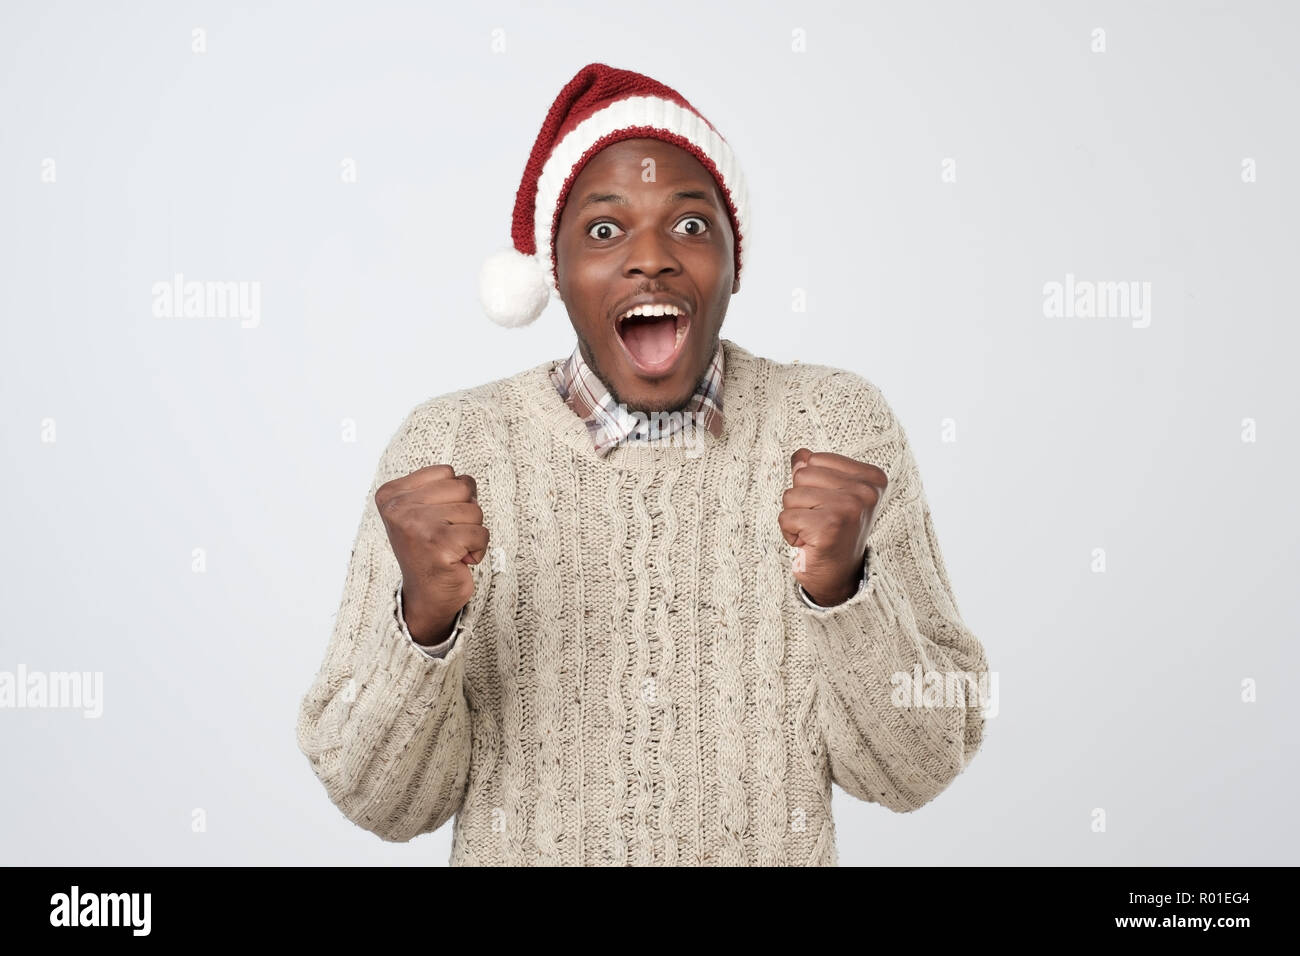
[778,448,888,607]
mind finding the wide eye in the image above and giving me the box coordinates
[587,221,624,240]
[674,216,710,236]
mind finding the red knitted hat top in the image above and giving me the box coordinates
[479,62,750,328]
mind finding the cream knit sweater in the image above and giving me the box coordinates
[295,338,989,865]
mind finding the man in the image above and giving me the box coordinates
[295,62,990,866]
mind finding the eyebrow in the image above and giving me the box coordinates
[577,188,715,211]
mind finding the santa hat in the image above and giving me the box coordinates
[479,62,750,328]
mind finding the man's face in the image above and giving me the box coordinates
[555,137,738,415]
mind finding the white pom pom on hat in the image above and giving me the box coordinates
[479,62,750,329]
[479,247,552,329]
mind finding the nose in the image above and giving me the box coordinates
[622,225,682,281]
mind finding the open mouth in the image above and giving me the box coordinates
[615,303,691,376]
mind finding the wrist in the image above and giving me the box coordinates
[400,588,459,646]
[802,554,868,608]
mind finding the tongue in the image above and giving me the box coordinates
[621,317,677,366]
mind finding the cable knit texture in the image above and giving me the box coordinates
[295,338,989,865]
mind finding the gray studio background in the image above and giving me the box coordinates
[2,0,1297,865]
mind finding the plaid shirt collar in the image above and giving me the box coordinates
[549,340,725,455]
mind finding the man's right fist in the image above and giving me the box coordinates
[375,464,488,645]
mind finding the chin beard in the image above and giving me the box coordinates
[618,393,692,416]
[605,378,695,416]
[579,338,703,416]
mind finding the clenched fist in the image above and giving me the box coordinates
[778,448,887,607]
[375,464,488,645]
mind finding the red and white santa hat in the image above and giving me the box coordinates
[479,62,750,328]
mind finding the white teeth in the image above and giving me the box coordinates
[621,303,683,319]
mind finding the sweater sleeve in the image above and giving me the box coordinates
[295,403,475,842]
[802,376,989,814]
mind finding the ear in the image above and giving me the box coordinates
[732,274,740,295]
